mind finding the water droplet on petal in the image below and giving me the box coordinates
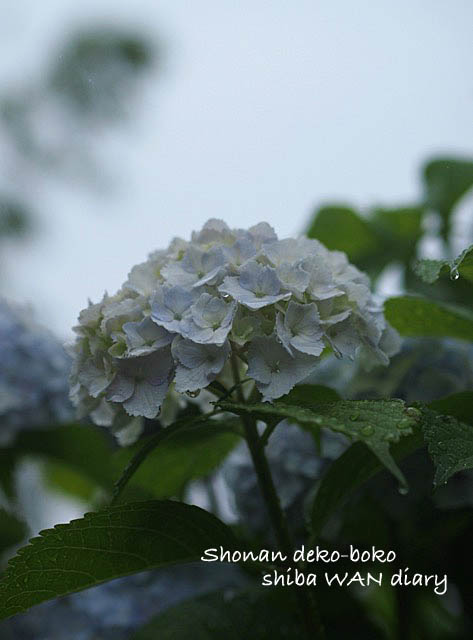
[450,267,460,281]
[186,389,201,398]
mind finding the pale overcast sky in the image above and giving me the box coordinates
[1,0,472,336]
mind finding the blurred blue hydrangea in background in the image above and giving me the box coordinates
[0,299,74,445]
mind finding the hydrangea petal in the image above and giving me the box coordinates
[247,335,319,400]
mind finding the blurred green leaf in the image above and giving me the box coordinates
[422,408,473,487]
[2,416,240,506]
[307,205,424,278]
[423,158,473,238]
[0,198,30,239]
[0,452,16,499]
[113,421,241,501]
[132,588,304,640]
[49,29,154,119]
[414,244,473,285]
[370,205,424,262]
[428,392,473,427]
[1,424,116,490]
[43,460,101,502]
[385,296,473,340]
[307,205,378,263]
[278,384,341,407]
[310,430,424,538]
[0,500,237,621]
[218,399,421,488]
[0,509,27,556]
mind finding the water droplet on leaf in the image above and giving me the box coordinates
[450,267,460,281]
[405,407,421,419]
[397,418,412,430]
[361,425,374,436]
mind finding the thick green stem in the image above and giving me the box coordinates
[230,355,325,638]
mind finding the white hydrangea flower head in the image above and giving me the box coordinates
[69,218,400,440]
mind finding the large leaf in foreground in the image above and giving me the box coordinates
[218,399,421,487]
[422,409,473,487]
[310,430,424,538]
[133,588,303,640]
[385,296,473,340]
[0,500,237,621]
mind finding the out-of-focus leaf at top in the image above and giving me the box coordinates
[414,245,473,285]
[48,28,155,119]
[370,206,424,262]
[307,206,378,263]
[423,158,473,239]
[306,205,423,276]
[385,296,473,341]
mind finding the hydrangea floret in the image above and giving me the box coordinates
[69,219,400,441]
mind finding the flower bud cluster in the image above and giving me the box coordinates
[69,219,399,436]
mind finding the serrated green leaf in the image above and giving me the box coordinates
[0,500,237,621]
[384,296,473,340]
[217,399,420,487]
[422,409,473,487]
[423,158,473,238]
[132,587,303,640]
[310,429,424,537]
[413,259,451,285]
[413,245,473,285]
